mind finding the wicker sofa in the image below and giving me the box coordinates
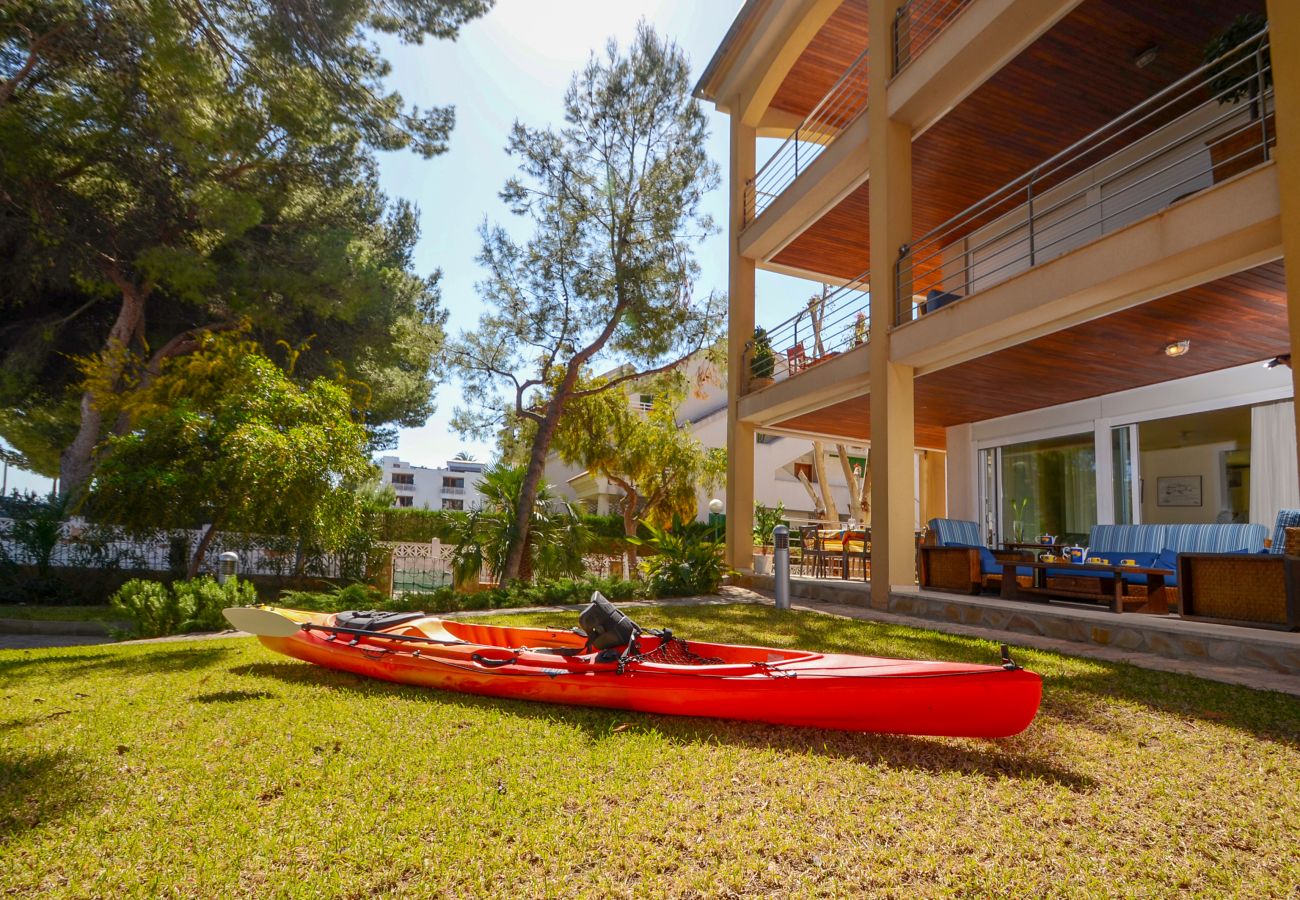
[1042,522,1269,608]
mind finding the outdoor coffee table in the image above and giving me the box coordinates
[999,559,1172,614]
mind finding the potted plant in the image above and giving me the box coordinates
[750,327,775,390]
[1204,14,1271,183]
[752,500,785,575]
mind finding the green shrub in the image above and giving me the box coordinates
[631,520,729,597]
[110,576,256,638]
[279,582,391,613]
[750,326,775,379]
[752,501,786,553]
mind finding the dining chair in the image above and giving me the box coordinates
[786,343,810,375]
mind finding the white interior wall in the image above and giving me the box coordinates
[1139,441,1237,525]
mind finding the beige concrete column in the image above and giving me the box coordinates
[1267,0,1300,476]
[867,0,916,605]
[726,104,757,572]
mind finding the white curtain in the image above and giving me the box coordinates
[1250,400,1300,526]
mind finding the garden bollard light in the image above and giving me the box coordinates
[217,551,239,585]
[773,525,790,610]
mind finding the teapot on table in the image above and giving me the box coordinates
[1036,534,1056,545]
[1061,545,1090,564]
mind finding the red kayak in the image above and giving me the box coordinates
[224,596,1042,738]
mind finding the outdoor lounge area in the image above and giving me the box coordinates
[918,513,1300,631]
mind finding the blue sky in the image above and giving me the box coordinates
[376,0,814,469]
[4,0,816,494]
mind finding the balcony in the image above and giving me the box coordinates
[890,0,973,76]
[745,47,869,224]
[744,269,872,394]
[894,26,1275,325]
[392,482,416,493]
[441,486,467,496]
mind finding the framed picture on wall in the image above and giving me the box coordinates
[1156,475,1202,507]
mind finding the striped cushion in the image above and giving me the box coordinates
[1088,524,1166,554]
[929,518,982,547]
[1270,509,1300,554]
[1163,523,1267,554]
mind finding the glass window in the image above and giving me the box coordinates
[997,432,1096,544]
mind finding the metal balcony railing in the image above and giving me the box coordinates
[891,0,973,76]
[742,269,872,393]
[894,27,1273,325]
[745,47,869,223]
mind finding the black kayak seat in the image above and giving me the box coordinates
[334,610,428,632]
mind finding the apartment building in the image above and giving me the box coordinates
[542,351,932,527]
[378,456,487,511]
[696,0,1300,592]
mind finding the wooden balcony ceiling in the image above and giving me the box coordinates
[771,261,1287,445]
[768,0,1265,281]
[767,0,869,121]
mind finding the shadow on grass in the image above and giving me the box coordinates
[233,660,1094,790]
[192,689,276,703]
[0,646,233,684]
[0,747,91,837]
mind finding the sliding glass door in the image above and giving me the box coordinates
[982,432,1098,545]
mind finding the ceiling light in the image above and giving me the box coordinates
[1135,45,1159,69]
[1164,340,1190,358]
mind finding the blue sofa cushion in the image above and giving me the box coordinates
[929,518,981,547]
[1270,508,1300,554]
[947,543,1032,578]
[1088,524,1167,554]
[1123,547,1248,587]
[1164,523,1267,554]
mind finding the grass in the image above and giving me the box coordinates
[2,603,1298,897]
[0,604,127,623]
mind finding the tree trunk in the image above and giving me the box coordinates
[796,471,823,516]
[811,441,837,523]
[619,486,639,578]
[60,276,148,497]
[808,285,830,357]
[836,444,863,522]
[501,364,584,583]
[188,521,221,579]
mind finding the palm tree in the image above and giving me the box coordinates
[449,463,587,585]
[453,450,476,461]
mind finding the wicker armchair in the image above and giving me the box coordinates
[1175,515,1300,630]
[1177,554,1298,630]
[917,519,1032,595]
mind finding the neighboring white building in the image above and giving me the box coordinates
[379,456,487,511]
[542,352,889,527]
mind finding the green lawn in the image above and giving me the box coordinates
[0,604,128,623]
[2,604,1298,897]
